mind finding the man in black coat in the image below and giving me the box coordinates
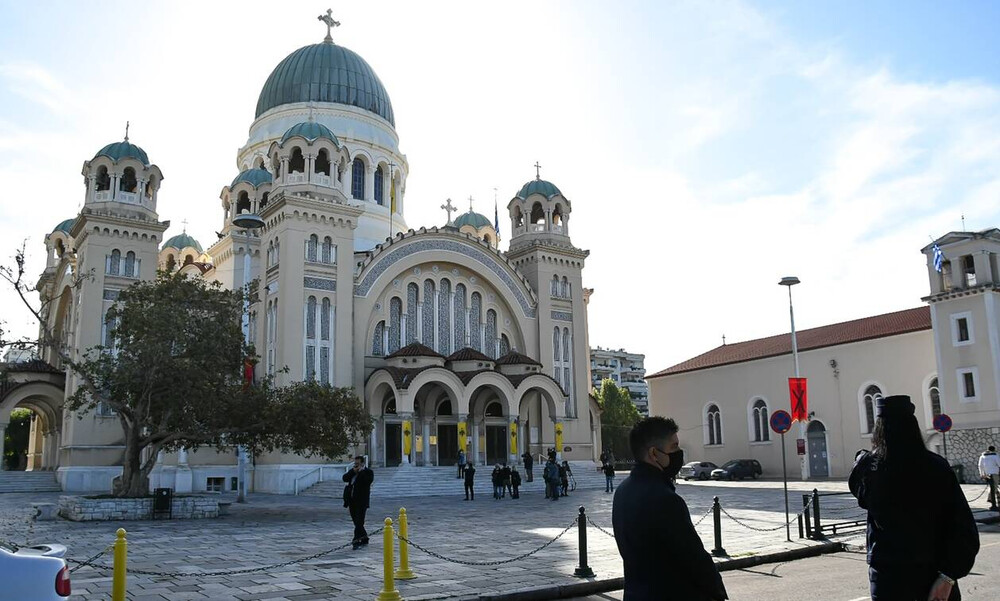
[464,462,476,500]
[521,451,534,482]
[342,455,374,550]
[612,417,727,601]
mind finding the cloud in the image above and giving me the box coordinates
[0,62,75,116]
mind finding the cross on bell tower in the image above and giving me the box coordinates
[318,9,340,44]
[441,198,457,226]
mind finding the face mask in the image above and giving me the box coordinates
[662,449,684,480]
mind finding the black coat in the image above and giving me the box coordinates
[511,471,522,487]
[464,464,476,484]
[342,467,374,509]
[612,462,727,601]
[522,453,533,469]
[849,449,979,580]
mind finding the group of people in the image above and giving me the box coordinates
[457,447,574,501]
[612,395,982,601]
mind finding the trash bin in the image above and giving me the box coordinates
[951,464,965,484]
[153,487,173,519]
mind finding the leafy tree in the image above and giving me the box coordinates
[597,378,641,461]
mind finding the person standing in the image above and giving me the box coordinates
[522,451,534,482]
[850,395,980,601]
[603,460,616,493]
[491,464,502,500]
[511,466,521,499]
[457,449,467,479]
[544,456,560,501]
[464,462,476,501]
[501,462,512,498]
[342,455,374,550]
[612,417,727,601]
[978,445,1000,511]
[559,461,570,496]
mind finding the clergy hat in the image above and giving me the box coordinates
[875,395,915,419]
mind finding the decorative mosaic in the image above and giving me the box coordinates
[320,347,330,384]
[454,284,467,349]
[306,297,317,339]
[406,283,418,344]
[486,309,497,359]
[102,289,120,301]
[305,345,316,380]
[422,280,435,347]
[355,237,536,318]
[500,335,510,357]
[321,299,331,341]
[470,292,482,351]
[563,327,571,358]
[389,297,402,353]
[438,279,451,356]
[553,328,561,362]
[372,321,385,356]
[303,276,336,291]
[551,311,573,322]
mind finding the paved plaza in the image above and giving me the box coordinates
[0,478,995,600]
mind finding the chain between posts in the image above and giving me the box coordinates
[68,527,385,577]
[720,503,812,533]
[394,518,578,566]
[69,544,114,574]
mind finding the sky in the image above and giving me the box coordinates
[1,1,999,375]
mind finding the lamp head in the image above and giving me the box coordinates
[232,213,265,230]
[778,276,801,287]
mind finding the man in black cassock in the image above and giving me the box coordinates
[342,455,374,550]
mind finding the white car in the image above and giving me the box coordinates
[0,540,71,600]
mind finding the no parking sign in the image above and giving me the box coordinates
[770,410,792,434]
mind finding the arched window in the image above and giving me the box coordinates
[438,279,451,355]
[486,309,498,358]
[109,249,121,275]
[561,277,570,298]
[551,275,560,297]
[120,167,137,192]
[236,191,251,216]
[513,206,524,228]
[374,165,385,205]
[929,377,941,419]
[315,149,331,176]
[389,297,402,354]
[751,398,769,442]
[553,205,563,226]
[184,254,194,266]
[352,158,365,199]
[124,251,136,277]
[260,191,269,209]
[437,400,453,416]
[531,202,545,226]
[553,327,561,382]
[320,298,332,385]
[384,398,397,414]
[267,241,274,267]
[422,279,435,348]
[500,334,510,356]
[306,234,318,262]
[165,254,175,272]
[96,166,110,191]
[290,147,305,173]
[563,327,572,398]
[406,283,419,344]
[485,402,503,417]
[305,296,317,380]
[706,404,722,445]
[372,321,385,356]
[322,237,333,263]
[470,292,482,351]
[861,385,882,434]
[453,283,466,348]
[145,176,155,198]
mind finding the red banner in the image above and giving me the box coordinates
[242,359,255,391]
[789,377,808,422]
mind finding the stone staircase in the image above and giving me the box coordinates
[0,471,62,493]
[300,460,610,499]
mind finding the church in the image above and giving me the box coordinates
[0,15,601,494]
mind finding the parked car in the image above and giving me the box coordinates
[678,461,718,480]
[711,459,763,481]
[0,541,71,600]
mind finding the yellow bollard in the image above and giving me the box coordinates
[394,508,416,580]
[376,518,403,601]
[111,528,127,601]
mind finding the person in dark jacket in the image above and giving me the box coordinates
[612,417,727,601]
[342,455,374,550]
[511,466,521,499]
[464,462,476,500]
[559,461,570,496]
[500,462,512,498]
[491,464,502,500]
[849,395,979,601]
[522,451,534,482]
[603,461,616,493]
[544,458,560,501]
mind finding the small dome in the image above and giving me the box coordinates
[231,168,273,189]
[163,233,203,253]
[281,121,340,146]
[256,42,395,125]
[454,210,492,229]
[516,179,562,199]
[93,140,150,166]
[52,218,76,234]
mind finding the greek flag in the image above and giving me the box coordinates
[932,243,944,273]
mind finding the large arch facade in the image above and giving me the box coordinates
[0,379,65,472]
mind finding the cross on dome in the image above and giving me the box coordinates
[124,121,130,142]
[468,195,475,212]
[318,9,340,44]
[534,161,542,180]
[441,198,457,225]
[181,219,189,233]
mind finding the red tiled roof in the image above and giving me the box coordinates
[446,347,494,363]
[385,342,445,360]
[495,351,543,366]
[647,306,931,379]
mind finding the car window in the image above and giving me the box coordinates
[722,461,739,469]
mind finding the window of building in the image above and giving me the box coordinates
[958,368,979,401]
[928,377,941,419]
[352,158,365,199]
[951,312,973,346]
[107,249,121,275]
[206,477,224,493]
[306,234,318,262]
[372,320,385,356]
[124,251,136,277]
[750,398,769,442]
[962,255,976,287]
[485,402,503,417]
[374,165,384,205]
[321,237,335,264]
[706,404,722,446]
[861,384,882,434]
[389,297,402,354]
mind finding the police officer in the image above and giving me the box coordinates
[849,395,980,600]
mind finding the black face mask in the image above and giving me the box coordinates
[662,449,684,480]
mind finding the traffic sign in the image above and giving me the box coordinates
[933,413,953,433]
[770,410,792,434]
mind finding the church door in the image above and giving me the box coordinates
[385,423,402,467]
[437,425,458,465]
[807,421,829,477]
[485,425,507,465]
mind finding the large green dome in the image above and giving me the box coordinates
[256,42,395,125]
[516,179,562,199]
[454,210,492,229]
[163,233,202,253]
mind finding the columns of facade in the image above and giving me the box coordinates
[562,213,569,235]
[280,157,290,185]
[553,418,563,462]
[974,251,993,285]
[365,165,375,203]
[175,447,193,493]
[400,412,413,465]
[508,417,518,465]
[951,259,965,289]
[306,155,315,183]
[545,209,552,232]
[87,174,96,204]
[471,420,481,466]
[422,418,431,467]
[111,173,120,199]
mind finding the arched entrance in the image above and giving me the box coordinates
[411,380,462,467]
[807,420,829,478]
[0,377,65,473]
[516,380,565,461]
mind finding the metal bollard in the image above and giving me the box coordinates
[811,489,822,539]
[801,494,812,539]
[574,506,595,577]
[111,528,127,601]
[710,497,727,557]
[376,518,403,601]
[394,508,416,580]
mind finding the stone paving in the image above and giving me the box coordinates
[0,478,994,601]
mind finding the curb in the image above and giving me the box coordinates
[471,542,842,601]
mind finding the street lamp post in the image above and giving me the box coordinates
[778,276,808,480]
[233,212,265,502]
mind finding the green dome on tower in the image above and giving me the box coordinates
[516,179,562,199]
[93,140,150,166]
[256,42,395,125]
[163,233,202,253]
[454,210,492,229]
[52,218,76,234]
[230,168,273,189]
[281,121,340,146]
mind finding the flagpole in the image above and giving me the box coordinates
[388,163,395,241]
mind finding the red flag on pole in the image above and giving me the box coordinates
[242,358,255,391]
[789,377,808,422]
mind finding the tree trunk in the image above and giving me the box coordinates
[115,427,149,497]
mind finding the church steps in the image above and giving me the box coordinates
[0,471,62,493]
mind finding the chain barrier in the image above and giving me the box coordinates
[69,545,113,574]
[586,515,615,539]
[719,503,811,533]
[68,528,384,577]
[395,518,578,566]
[692,506,714,527]
[965,484,990,504]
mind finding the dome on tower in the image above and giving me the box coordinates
[281,121,341,146]
[256,42,395,125]
[162,233,203,253]
[93,140,150,166]
[454,210,492,229]
[516,179,562,199]
[231,168,273,189]
[52,218,76,234]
